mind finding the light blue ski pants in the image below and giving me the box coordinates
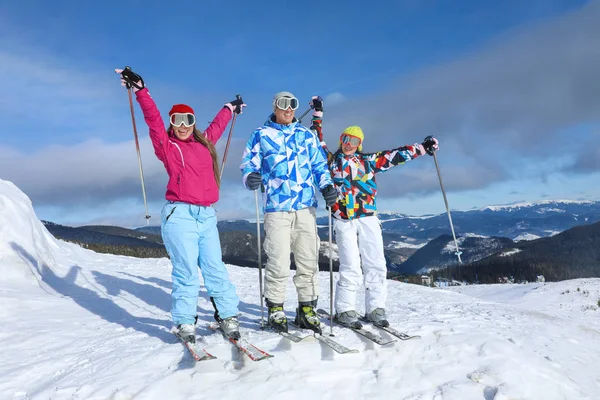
[161,202,239,325]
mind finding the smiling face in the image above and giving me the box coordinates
[340,134,362,155]
[274,106,295,125]
[342,141,359,155]
[171,124,194,140]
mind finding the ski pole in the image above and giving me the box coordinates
[432,152,462,264]
[296,105,313,124]
[127,87,151,225]
[328,206,334,336]
[254,189,265,328]
[219,95,243,179]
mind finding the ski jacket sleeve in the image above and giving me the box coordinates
[240,129,263,186]
[204,107,233,145]
[365,144,422,174]
[135,88,168,163]
[306,128,334,189]
[310,115,334,164]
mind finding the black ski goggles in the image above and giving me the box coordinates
[170,113,196,127]
[275,96,299,111]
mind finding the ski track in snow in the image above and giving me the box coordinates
[1,180,600,400]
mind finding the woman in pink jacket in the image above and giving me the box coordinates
[115,67,244,344]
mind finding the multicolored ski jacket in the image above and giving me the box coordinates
[321,142,422,220]
[240,115,333,213]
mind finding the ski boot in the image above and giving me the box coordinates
[366,308,389,328]
[266,299,288,333]
[218,315,241,340]
[295,299,322,334]
[334,310,363,329]
[175,323,196,343]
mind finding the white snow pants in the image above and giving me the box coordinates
[263,207,320,304]
[334,215,387,314]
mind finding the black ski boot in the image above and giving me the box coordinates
[295,299,322,334]
[266,299,288,333]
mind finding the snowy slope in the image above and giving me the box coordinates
[1,178,600,400]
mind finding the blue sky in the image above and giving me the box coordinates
[1,0,599,227]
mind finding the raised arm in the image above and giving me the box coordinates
[309,96,334,163]
[366,136,439,174]
[204,97,246,145]
[116,67,169,163]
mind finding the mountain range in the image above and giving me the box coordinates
[41,199,600,281]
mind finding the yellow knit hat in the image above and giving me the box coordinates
[339,126,364,151]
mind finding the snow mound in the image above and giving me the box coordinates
[0,179,60,286]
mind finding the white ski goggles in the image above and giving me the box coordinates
[170,113,196,127]
[275,96,299,111]
[341,135,362,147]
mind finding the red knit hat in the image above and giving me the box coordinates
[169,104,194,116]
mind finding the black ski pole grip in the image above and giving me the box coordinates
[235,94,243,113]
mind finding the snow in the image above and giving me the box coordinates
[481,199,595,211]
[386,240,426,249]
[441,233,487,254]
[514,233,541,242]
[499,248,521,257]
[1,178,600,400]
[535,207,566,214]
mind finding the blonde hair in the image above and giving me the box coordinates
[168,125,221,189]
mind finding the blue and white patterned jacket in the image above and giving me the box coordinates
[240,115,333,213]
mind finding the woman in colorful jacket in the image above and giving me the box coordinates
[310,96,439,328]
[115,67,245,343]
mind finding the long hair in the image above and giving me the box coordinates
[168,125,221,188]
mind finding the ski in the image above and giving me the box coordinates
[277,330,312,343]
[314,333,359,354]
[255,320,312,343]
[173,332,217,362]
[317,309,397,346]
[208,323,273,361]
[358,317,421,341]
[290,321,359,354]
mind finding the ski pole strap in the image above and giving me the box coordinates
[121,66,145,90]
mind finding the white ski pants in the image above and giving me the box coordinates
[334,215,387,314]
[263,207,320,304]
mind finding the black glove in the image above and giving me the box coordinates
[245,172,262,190]
[310,96,323,112]
[320,185,337,207]
[422,136,439,156]
[119,66,145,91]
[226,95,246,114]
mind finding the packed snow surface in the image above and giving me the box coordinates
[1,179,599,399]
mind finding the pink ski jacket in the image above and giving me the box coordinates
[136,88,232,206]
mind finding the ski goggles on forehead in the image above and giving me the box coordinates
[341,135,362,147]
[275,96,299,111]
[170,113,196,127]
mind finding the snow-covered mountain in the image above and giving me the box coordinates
[373,199,600,242]
[2,178,600,399]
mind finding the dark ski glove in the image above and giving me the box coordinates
[422,136,439,156]
[310,95,323,112]
[225,95,246,114]
[321,185,337,208]
[115,66,145,91]
[245,172,262,190]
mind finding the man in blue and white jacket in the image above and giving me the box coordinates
[240,91,337,334]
